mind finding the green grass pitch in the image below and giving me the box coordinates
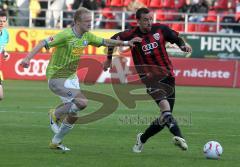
[0,80,240,167]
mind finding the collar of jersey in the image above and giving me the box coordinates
[72,27,82,38]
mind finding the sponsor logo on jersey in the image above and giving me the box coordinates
[142,42,158,52]
[47,36,54,43]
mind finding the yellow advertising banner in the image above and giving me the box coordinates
[6,28,119,55]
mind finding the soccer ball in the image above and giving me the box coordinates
[203,141,223,159]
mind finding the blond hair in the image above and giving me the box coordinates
[74,7,91,23]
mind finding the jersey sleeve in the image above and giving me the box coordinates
[87,32,104,47]
[6,30,9,44]
[2,29,9,44]
[162,25,179,44]
[111,30,133,40]
[44,31,67,49]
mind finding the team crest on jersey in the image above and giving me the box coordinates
[83,40,88,46]
[153,33,160,40]
[47,36,54,43]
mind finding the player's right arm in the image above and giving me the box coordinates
[21,31,67,68]
[20,40,45,68]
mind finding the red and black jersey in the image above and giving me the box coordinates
[109,23,180,78]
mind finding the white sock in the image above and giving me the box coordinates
[52,121,73,144]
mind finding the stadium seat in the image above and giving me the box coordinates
[155,9,176,21]
[110,0,124,7]
[175,0,185,8]
[123,0,132,6]
[187,24,196,32]
[161,0,175,8]
[155,9,165,21]
[196,24,209,32]
[164,9,177,21]
[149,0,162,8]
[105,0,111,7]
[102,8,115,19]
[101,8,117,29]
[206,10,217,22]
[208,25,217,32]
[172,23,184,32]
[213,0,228,10]
[236,12,240,22]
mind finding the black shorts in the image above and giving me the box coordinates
[143,76,175,105]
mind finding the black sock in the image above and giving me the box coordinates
[140,118,165,143]
[162,111,183,138]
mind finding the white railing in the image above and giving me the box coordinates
[6,8,240,34]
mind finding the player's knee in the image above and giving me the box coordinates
[161,112,176,127]
[159,99,170,111]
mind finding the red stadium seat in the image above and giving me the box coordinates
[164,9,177,21]
[206,10,217,22]
[161,0,175,8]
[105,0,111,7]
[102,8,115,19]
[123,0,132,7]
[197,24,209,32]
[175,0,185,8]
[149,0,162,8]
[187,24,196,32]
[155,9,165,21]
[155,9,176,21]
[213,0,228,10]
[110,0,124,7]
[236,10,240,21]
[208,25,217,32]
[172,23,184,32]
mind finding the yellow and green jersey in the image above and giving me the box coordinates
[44,28,103,79]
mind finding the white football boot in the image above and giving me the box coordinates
[173,136,188,150]
[133,133,144,153]
[49,142,70,151]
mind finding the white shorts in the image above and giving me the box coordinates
[48,75,81,103]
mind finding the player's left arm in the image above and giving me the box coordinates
[88,32,141,47]
[2,30,10,61]
[103,38,142,47]
[174,37,192,53]
[163,26,192,53]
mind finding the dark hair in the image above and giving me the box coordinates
[0,11,7,17]
[136,8,150,20]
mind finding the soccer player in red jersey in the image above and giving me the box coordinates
[104,7,192,153]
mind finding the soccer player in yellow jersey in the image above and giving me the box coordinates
[21,7,142,151]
